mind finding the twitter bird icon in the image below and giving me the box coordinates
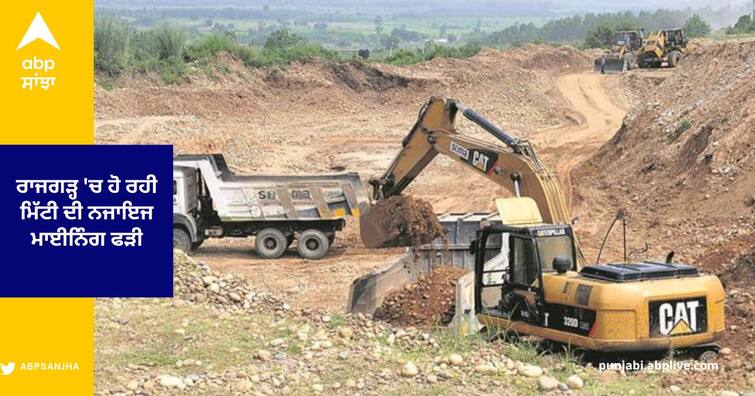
[1,362,15,376]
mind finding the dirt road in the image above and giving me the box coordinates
[533,73,627,207]
[192,72,628,313]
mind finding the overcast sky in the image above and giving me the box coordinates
[95,0,752,18]
[97,0,752,14]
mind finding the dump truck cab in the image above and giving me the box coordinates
[471,197,725,354]
[173,166,205,251]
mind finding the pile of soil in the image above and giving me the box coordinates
[720,246,755,287]
[360,195,446,248]
[573,40,755,263]
[719,247,755,361]
[373,266,468,327]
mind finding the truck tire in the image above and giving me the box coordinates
[255,228,287,259]
[298,229,330,260]
[173,228,191,253]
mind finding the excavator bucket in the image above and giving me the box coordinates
[594,57,628,74]
[359,195,445,248]
[359,206,392,248]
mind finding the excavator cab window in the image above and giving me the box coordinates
[510,236,541,288]
[535,235,574,273]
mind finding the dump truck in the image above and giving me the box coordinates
[637,28,687,68]
[173,154,368,259]
[355,97,725,356]
[594,30,644,73]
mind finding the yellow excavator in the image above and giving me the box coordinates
[360,97,725,356]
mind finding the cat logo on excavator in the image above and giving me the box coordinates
[651,298,707,337]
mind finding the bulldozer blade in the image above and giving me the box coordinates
[594,58,627,74]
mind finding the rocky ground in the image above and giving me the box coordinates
[96,252,737,396]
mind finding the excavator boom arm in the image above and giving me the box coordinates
[371,97,570,226]
[366,97,584,266]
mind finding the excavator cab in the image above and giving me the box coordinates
[471,196,577,326]
[615,30,644,51]
[473,220,577,327]
[470,200,725,354]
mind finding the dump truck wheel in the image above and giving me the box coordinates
[298,229,330,260]
[255,228,287,259]
[173,228,191,253]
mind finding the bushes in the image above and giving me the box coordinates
[94,17,343,83]
[683,14,711,38]
[94,15,129,76]
[727,15,755,34]
[184,32,339,69]
[264,29,304,49]
[383,44,481,65]
[384,49,424,65]
[127,26,187,82]
[184,33,238,61]
[94,17,477,83]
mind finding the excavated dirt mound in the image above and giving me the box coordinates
[718,248,755,359]
[360,195,445,248]
[573,40,755,264]
[373,266,468,327]
[720,247,755,287]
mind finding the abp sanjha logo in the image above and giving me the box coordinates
[0,360,79,375]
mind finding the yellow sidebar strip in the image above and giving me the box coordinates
[0,1,94,395]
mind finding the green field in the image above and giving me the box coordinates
[99,7,548,49]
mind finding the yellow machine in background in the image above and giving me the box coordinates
[594,30,645,74]
[638,28,688,68]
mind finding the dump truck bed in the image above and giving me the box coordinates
[174,154,369,222]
